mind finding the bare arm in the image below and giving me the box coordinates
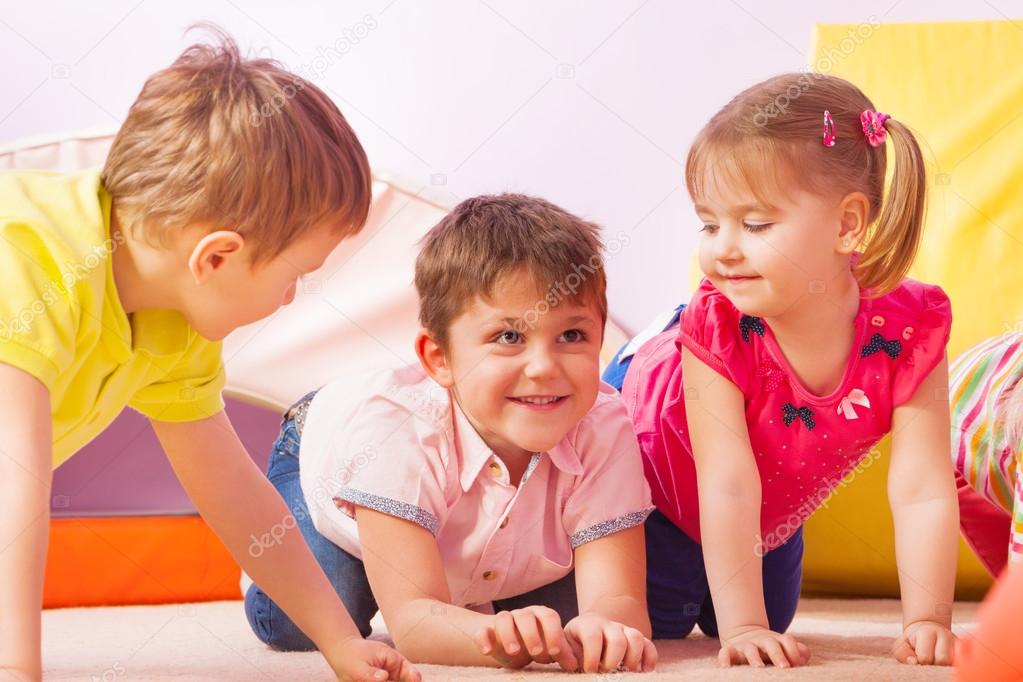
[681,347,767,637]
[573,525,651,636]
[357,506,547,667]
[151,413,418,681]
[0,364,53,680]
[888,354,958,665]
[682,347,808,668]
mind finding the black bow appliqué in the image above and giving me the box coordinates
[860,333,902,359]
[782,403,815,431]
[739,315,765,343]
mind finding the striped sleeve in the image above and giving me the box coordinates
[950,334,1023,566]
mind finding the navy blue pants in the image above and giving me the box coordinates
[603,306,804,638]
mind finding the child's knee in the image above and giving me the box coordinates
[244,583,317,651]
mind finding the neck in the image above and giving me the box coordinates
[110,205,182,315]
[765,268,861,344]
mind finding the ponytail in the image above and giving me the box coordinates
[854,119,927,296]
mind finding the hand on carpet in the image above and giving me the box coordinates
[891,620,956,666]
[563,613,657,673]
[718,627,811,668]
[475,605,579,671]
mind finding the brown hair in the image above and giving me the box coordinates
[414,194,608,348]
[685,72,926,296]
[101,25,371,265]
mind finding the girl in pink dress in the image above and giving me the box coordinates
[604,72,959,669]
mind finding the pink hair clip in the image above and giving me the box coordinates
[860,109,891,147]
[822,110,836,147]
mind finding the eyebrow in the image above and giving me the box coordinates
[694,202,776,215]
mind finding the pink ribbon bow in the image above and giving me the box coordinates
[860,110,891,147]
[837,388,871,420]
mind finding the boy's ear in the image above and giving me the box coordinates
[187,230,246,284]
[415,328,454,388]
[835,191,870,254]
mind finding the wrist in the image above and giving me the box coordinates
[721,623,771,642]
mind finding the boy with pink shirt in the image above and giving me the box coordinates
[244,194,658,673]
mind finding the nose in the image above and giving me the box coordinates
[523,343,559,381]
[713,223,743,263]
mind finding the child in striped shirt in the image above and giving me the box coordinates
[950,332,1023,574]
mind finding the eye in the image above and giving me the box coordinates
[699,224,719,234]
[560,329,587,343]
[743,222,773,233]
[494,329,522,345]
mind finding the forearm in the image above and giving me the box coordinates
[0,367,53,678]
[581,594,651,637]
[699,476,769,639]
[891,493,959,628]
[193,459,363,649]
[390,599,514,667]
[0,475,50,677]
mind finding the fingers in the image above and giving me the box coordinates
[621,628,646,672]
[372,646,421,682]
[641,637,659,672]
[718,644,739,668]
[493,610,522,657]
[892,635,917,664]
[777,633,809,667]
[533,608,578,672]
[567,619,604,673]
[913,627,937,666]
[934,631,956,666]
[600,625,628,673]
[759,638,791,669]
[474,624,496,656]
[511,610,545,659]
[741,642,768,668]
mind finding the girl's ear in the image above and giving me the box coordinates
[415,328,454,388]
[836,191,870,254]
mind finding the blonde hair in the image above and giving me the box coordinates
[101,26,371,265]
[414,194,607,349]
[685,73,926,296]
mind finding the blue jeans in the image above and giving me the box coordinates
[244,403,579,651]
[602,306,803,639]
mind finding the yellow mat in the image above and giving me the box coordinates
[801,19,1023,599]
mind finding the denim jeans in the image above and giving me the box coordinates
[243,404,579,651]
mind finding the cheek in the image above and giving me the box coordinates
[697,239,716,274]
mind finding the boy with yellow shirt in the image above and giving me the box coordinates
[0,33,418,682]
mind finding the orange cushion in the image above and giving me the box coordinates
[44,516,240,608]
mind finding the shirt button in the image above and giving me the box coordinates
[488,462,502,477]
[483,570,497,581]
[499,517,509,529]
[871,315,885,327]
[902,325,914,340]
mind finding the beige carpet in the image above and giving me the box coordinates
[42,598,977,681]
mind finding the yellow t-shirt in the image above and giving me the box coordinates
[0,169,226,468]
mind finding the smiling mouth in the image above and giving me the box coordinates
[508,395,568,407]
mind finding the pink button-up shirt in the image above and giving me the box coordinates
[622,276,951,552]
[299,364,653,609]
